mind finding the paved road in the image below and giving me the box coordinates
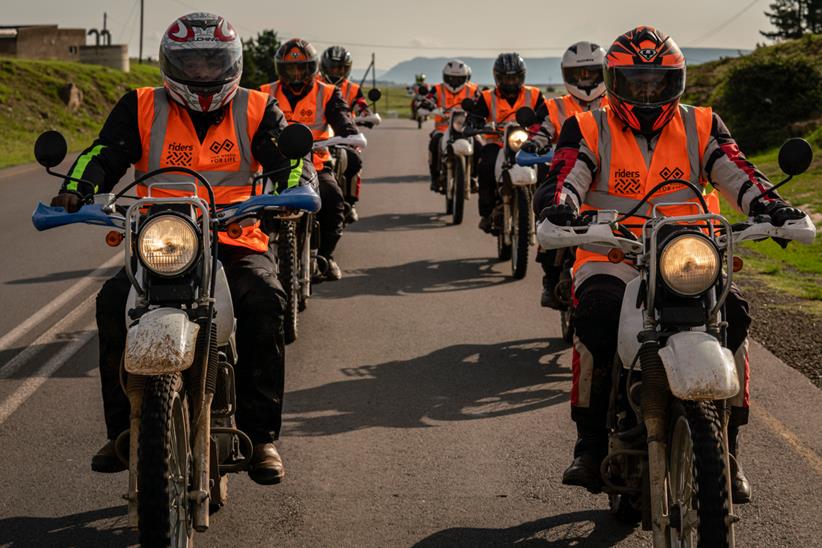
[1,119,821,547]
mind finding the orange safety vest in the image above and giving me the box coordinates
[434,82,479,131]
[545,94,609,143]
[134,86,269,253]
[260,80,334,170]
[573,104,720,271]
[339,79,360,106]
[480,85,541,144]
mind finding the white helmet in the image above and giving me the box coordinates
[442,59,471,92]
[561,41,606,103]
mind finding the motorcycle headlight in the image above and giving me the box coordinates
[137,214,200,277]
[507,129,529,152]
[451,112,466,133]
[659,234,720,296]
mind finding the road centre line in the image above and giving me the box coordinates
[0,292,96,379]
[0,253,119,354]
[753,403,822,477]
[0,321,95,426]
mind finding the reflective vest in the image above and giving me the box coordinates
[260,80,334,170]
[134,86,269,253]
[480,85,540,144]
[339,79,360,106]
[434,82,479,131]
[573,104,719,271]
[545,94,609,143]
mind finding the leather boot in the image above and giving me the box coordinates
[91,439,127,473]
[540,273,561,309]
[562,427,607,494]
[248,443,285,485]
[728,426,751,503]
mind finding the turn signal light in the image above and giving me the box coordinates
[733,256,744,272]
[105,231,124,247]
[608,248,625,264]
[226,223,243,239]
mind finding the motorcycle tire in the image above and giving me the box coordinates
[451,157,466,225]
[138,373,193,548]
[497,232,512,261]
[667,401,731,547]
[278,221,299,344]
[511,187,530,279]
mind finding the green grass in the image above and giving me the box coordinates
[0,57,161,169]
[369,85,413,119]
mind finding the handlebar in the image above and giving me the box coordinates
[516,149,554,166]
[313,133,368,149]
[355,113,381,127]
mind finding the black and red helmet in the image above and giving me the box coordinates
[320,45,353,85]
[275,38,319,93]
[604,26,686,134]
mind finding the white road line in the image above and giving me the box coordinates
[0,253,118,354]
[0,321,95,425]
[0,292,96,378]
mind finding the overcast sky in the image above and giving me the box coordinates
[4,0,774,68]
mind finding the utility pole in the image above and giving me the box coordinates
[139,0,144,63]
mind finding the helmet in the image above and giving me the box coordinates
[604,26,686,134]
[275,38,319,94]
[159,13,243,112]
[493,53,526,99]
[415,73,427,84]
[561,41,606,103]
[442,59,471,92]
[320,45,352,85]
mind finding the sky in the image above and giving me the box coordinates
[3,0,774,69]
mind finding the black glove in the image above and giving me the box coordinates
[50,191,82,213]
[750,198,806,227]
[539,203,576,226]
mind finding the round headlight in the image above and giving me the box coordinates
[659,234,720,296]
[451,112,466,132]
[507,129,529,152]
[137,215,199,276]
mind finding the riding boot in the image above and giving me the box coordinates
[728,425,751,503]
[562,423,607,494]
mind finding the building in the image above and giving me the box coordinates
[0,25,85,61]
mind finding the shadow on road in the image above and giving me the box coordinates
[365,174,430,184]
[6,266,120,285]
[412,510,636,547]
[347,211,449,233]
[313,257,513,299]
[0,505,137,547]
[284,338,570,436]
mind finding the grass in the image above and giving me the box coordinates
[0,57,161,169]
[369,85,413,119]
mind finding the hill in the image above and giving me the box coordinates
[0,57,161,169]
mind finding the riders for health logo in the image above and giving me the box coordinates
[613,168,641,195]
[165,142,194,167]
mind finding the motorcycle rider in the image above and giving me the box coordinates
[48,12,316,485]
[537,26,808,503]
[318,45,370,223]
[409,73,427,119]
[525,42,609,308]
[467,53,545,233]
[422,59,478,192]
[261,38,361,280]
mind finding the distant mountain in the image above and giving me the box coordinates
[350,67,387,82]
[380,48,751,85]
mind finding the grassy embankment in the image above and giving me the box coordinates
[0,57,162,169]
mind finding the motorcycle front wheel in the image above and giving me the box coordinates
[278,221,299,344]
[667,401,731,548]
[451,156,466,225]
[510,187,530,279]
[138,373,193,548]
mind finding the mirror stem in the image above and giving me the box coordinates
[754,174,792,202]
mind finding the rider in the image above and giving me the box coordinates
[318,45,370,223]
[261,38,361,280]
[526,42,609,308]
[467,53,545,233]
[537,26,807,504]
[423,59,478,192]
[48,12,315,485]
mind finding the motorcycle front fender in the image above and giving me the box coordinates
[124,308,200,375]
[451,138,473,157]
[507,164,536,187]
[658,331,740,400]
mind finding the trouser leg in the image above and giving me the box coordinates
[342,147,362,204]
[428,132,443,188]
[316,170,345,258]
[477,144,500,217]
[95,268,131,441]
[222,246,287,443]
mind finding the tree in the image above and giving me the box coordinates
[761,0,822,40]
[241,30,281,89]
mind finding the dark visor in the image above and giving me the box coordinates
[562,65,604,90]
[606,66,685,105]
[161,48,241,87]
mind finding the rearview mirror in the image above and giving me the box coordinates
[367,88,382,102]
[461,98,475,112]
[34,130,67,168]
[516,106,537,127]
[778,138,813,176]
[278,123,313,160]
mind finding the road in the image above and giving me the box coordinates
[1,119,821,547]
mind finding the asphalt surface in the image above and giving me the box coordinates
[1,119,821,547]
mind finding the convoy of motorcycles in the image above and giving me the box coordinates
[24,61,819,547]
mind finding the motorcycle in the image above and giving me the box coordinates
[31,124,319,547]
[315,132,369,227]
[411,85,431,129]
[353,88,383,130]
[536,138,816,546]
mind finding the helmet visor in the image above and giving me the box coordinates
[161,47,241,87]
[277,60,318,84]
[562,64,604,91]
[324,63,350,82]
[444,74,468,89]
[606,66,684,106]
